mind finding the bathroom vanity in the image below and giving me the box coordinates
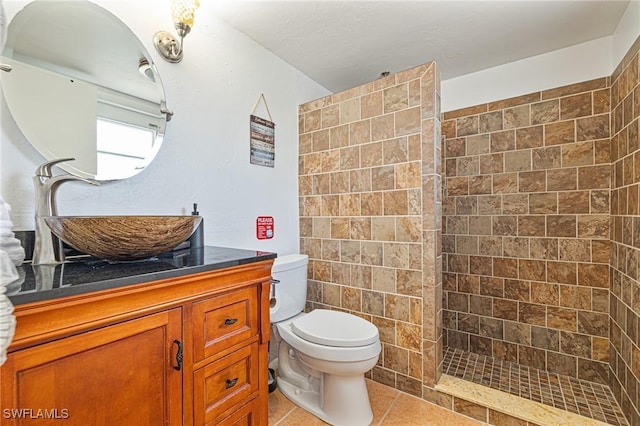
[1,246,275,425]
[1,3,275,423]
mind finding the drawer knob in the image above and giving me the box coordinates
[224,318,238,325]
[225,377,239,389]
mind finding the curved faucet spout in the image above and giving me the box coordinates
[33,159,100,265]
[35,157,76,179]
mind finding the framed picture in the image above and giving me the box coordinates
[250,114,275,167]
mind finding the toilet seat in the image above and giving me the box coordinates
[276,313,380,362]
[292,309,379,347]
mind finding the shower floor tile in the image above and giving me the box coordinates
[443,347,628,426]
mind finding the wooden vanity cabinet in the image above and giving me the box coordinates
[1,309,183,426]
[0,259,273,426]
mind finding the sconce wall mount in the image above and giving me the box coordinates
[154,0,199,63]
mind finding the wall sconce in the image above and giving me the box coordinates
[153,0,200,63]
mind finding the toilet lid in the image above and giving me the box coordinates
[291,309,379,347]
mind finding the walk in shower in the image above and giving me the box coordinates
[298,39,640,424]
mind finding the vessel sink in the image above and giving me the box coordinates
[43,215,202,261]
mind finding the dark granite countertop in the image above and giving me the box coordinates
[7,246,276,306]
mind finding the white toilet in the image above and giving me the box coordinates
[270,254,381,426]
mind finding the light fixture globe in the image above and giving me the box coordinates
[171,0,199,29]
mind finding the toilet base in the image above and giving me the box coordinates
[277,370,373,426]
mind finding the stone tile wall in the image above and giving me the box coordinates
[298,62,442,397]
[441,78,612,385]
[609,35,640,426]
[296,37,639,426]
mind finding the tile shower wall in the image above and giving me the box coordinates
[441,78,612,385]
[609,36,640,426]
[298,62,442,397]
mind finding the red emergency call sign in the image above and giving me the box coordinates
[256,216,274,239]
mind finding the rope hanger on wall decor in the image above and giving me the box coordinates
[251,93,273,121]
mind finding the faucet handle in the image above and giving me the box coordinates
[36,158,76,177]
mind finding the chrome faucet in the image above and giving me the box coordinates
[33,158,100,265]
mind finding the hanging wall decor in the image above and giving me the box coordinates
[250,94,275,167]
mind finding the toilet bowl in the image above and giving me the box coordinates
[270,254,381,426]
[274,310,380,426]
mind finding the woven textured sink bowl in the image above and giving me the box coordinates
[43,216,202,261]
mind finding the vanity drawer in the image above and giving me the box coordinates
[194,342,259,425]
[213,397,261,426]
[192,286,259,362]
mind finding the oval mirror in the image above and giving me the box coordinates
[1,0,169,181]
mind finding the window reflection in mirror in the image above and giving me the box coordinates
[96,119,162,181]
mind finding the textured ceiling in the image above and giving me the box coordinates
[212,0,630,92]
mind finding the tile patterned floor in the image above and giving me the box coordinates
[443,347,628,426]
[269,378,487,426]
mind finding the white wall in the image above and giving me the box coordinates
[442,0,640,113]
[0,0,330,257]
[441,36,613,112]
[612,0,640,69]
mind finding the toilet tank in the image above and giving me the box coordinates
[270,254,308,323]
